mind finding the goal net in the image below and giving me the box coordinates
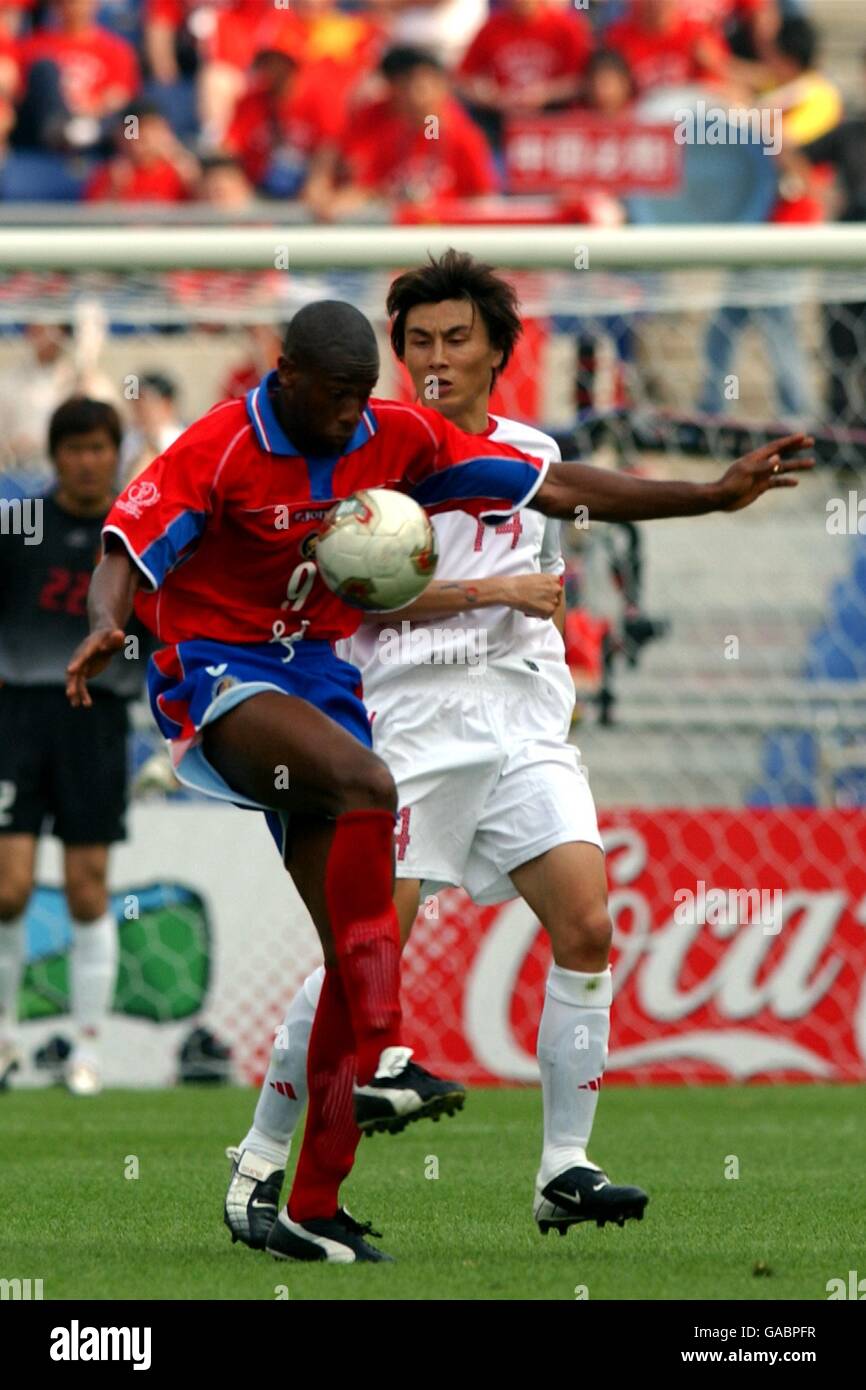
[3,225,866,1086]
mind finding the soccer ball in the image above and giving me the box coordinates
[315,488,438,612]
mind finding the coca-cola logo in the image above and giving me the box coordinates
[461,821,866,1082]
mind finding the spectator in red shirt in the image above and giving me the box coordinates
[605,0,729,96]
[688,0,781,97]
[225,47,345,197]
[305,46,497,223]
[1,0,32,39]
[143,0,193,86]
[169,0,378,153]
[0,3,23,154]
[84,103,199,202]
[580,48,637,117]
[195,152,255,209]
[15,0,139,152]
[219,325,283,401]
[458,0,592,148]
[460,0,592,111]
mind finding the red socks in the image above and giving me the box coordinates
[288,967,360,1223]
[287,809,404,1222]
[323,808,403,1085]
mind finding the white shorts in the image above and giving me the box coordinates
[367,664,603,906]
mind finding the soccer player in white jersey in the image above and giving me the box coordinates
[224,249,647,1250]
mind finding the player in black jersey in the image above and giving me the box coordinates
[0,398,148,1095]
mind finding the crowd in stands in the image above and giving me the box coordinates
[0,0,857,226]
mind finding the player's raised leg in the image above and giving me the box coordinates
[203,689,404,1075]
[509,842,648,1233]
[205,691,463,1235]
[263,814,392,1262]
[224,874,424,1251]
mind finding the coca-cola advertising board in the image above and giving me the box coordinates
[17,806,864,1087]
[401,810,866,1085]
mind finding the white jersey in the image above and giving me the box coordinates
[340,415,572,709]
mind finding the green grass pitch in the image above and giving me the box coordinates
[1,1084,863,1301]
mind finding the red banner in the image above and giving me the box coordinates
[401,811,866,1085]
[505,115,682,194]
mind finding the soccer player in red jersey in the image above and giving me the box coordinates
[67,300,812,1262]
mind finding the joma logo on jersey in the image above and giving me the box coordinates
[293,507,330,524]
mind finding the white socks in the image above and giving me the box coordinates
[69,913,118,1061]
[237,959,610,1186]
[537,963,612,1187]
[0,918,26,1044]
[239,965,325,1168]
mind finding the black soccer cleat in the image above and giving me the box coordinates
[266,1207,394,1264]
[0,1041,23,1091]
[534,1166,649,1235]
[353,1046,466,1135]
[33,1034,72,1079]
[224,1146,285,1250]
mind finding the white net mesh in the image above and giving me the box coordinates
[4,238,866,1084]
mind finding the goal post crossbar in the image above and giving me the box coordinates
[0,224,864,271]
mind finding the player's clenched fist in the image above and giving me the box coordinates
[66,627,126,708]
[502,574,563,619]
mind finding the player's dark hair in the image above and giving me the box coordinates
[48,397,122,458]
[775,17,819,71]
[387,249,522,389]
[283,301,380,379]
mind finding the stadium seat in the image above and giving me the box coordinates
[0,151,91,201]
[142,80,200,143]
[746,730,819,807]
[96,0,143,47]
[804,537,866,680]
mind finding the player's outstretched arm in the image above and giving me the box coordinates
[531,435,815,522]
[66,550,141,709]
[371,574,562,623]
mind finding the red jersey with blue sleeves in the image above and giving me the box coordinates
[102,370,548,646]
